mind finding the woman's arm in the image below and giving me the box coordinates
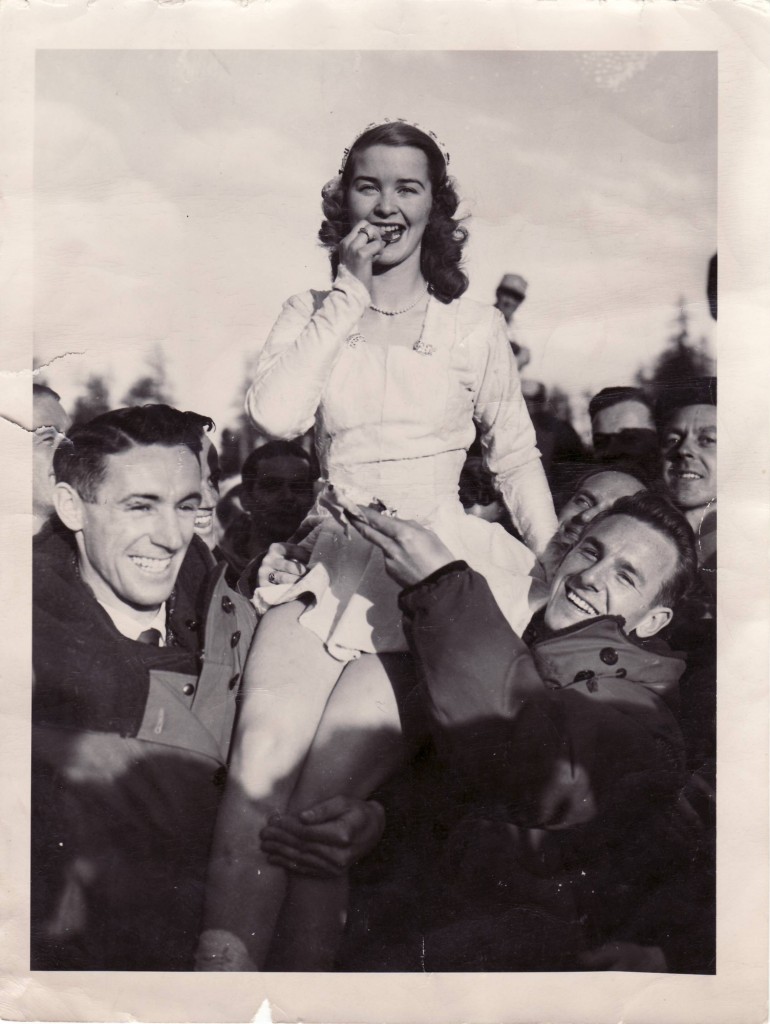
[472,309,557,556]
[245,267,370,439]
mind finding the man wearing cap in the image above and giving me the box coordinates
[495,273,530,370]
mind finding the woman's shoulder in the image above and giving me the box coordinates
[440,293,506,338]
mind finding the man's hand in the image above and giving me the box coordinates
[257,542,309,588]
[350,507,455,588]
[259,796,386,878]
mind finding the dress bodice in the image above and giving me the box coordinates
[246,268,557,555]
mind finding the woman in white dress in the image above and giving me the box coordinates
[198,121,558,971]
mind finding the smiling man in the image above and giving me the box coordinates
[31,405,257,970]
[541,463,648,577]
[352,491,704,971]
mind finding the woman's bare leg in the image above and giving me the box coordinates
[265,651,415,970]
[197,601,345,971]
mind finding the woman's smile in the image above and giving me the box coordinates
[346,144,433,269]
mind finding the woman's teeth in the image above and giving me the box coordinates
[379,225,404,245]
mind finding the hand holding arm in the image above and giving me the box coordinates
[260,795,386,878]
[256,542,310,588]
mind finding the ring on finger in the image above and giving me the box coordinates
[358,226,373,242]
[268,570,278,585]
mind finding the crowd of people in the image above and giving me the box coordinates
[31,120,716,975]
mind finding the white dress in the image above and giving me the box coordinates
[246,268,557,662]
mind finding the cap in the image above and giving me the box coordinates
[497,274,528,299]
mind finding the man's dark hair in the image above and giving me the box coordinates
[655,376,717,432]
[241,440,313,495]
[33,383,62,403]
[592,491,697,609]
[54,404,210,501]
[588,386,654,423]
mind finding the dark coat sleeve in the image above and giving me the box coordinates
[399,565,683,831]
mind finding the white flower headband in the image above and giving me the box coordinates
[339,118,451,174]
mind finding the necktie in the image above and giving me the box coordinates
[137,627,163,646]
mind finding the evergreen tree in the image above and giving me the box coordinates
[220,360,267,476]
[639,297,712,402]
[71,373,111,425]
[121,346,173,407]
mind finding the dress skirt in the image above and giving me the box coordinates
[252,450,548,662]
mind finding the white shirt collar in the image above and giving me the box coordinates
[97,599,168,645]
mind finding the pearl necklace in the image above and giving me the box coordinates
[369,289,428,316]
[347,293,434,355]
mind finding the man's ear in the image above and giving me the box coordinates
[53,482,86,532]
[634,604,673,638]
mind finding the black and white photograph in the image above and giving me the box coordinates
[1,4,767,1022]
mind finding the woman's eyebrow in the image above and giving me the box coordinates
[352,175,426,187]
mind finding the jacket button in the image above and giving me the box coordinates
[600,647,619,666]
[212,766,228,788]
[573,669,595,683]
[221,595,235,614]
[182,683,195,696]
[229,673,240,691]
[230,630,241,648]
[616,667,627,678]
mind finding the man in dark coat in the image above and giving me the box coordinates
[32,405,257,971]
[351,491,710,971]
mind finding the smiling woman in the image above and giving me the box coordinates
[198,120,558,973]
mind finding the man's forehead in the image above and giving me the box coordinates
[99,444,200,491]
[33,394,70,432]
[587,513,673,561]
[665,403,716,430]
[581,471,645,501]
[592,399,654,429]
[256,455,309,481]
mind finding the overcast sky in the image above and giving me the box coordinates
[35,49,716,437]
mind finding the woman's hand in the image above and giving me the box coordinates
[351,507,456,588]
[260,796,386,878]
[338,219,384,293]
[257,542,309,588]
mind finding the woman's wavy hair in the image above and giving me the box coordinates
[318,122,469,304]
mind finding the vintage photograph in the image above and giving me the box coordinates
[27,48,720,979]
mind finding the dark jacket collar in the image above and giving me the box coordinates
[524,610,685,708]
[33,522,211,736]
